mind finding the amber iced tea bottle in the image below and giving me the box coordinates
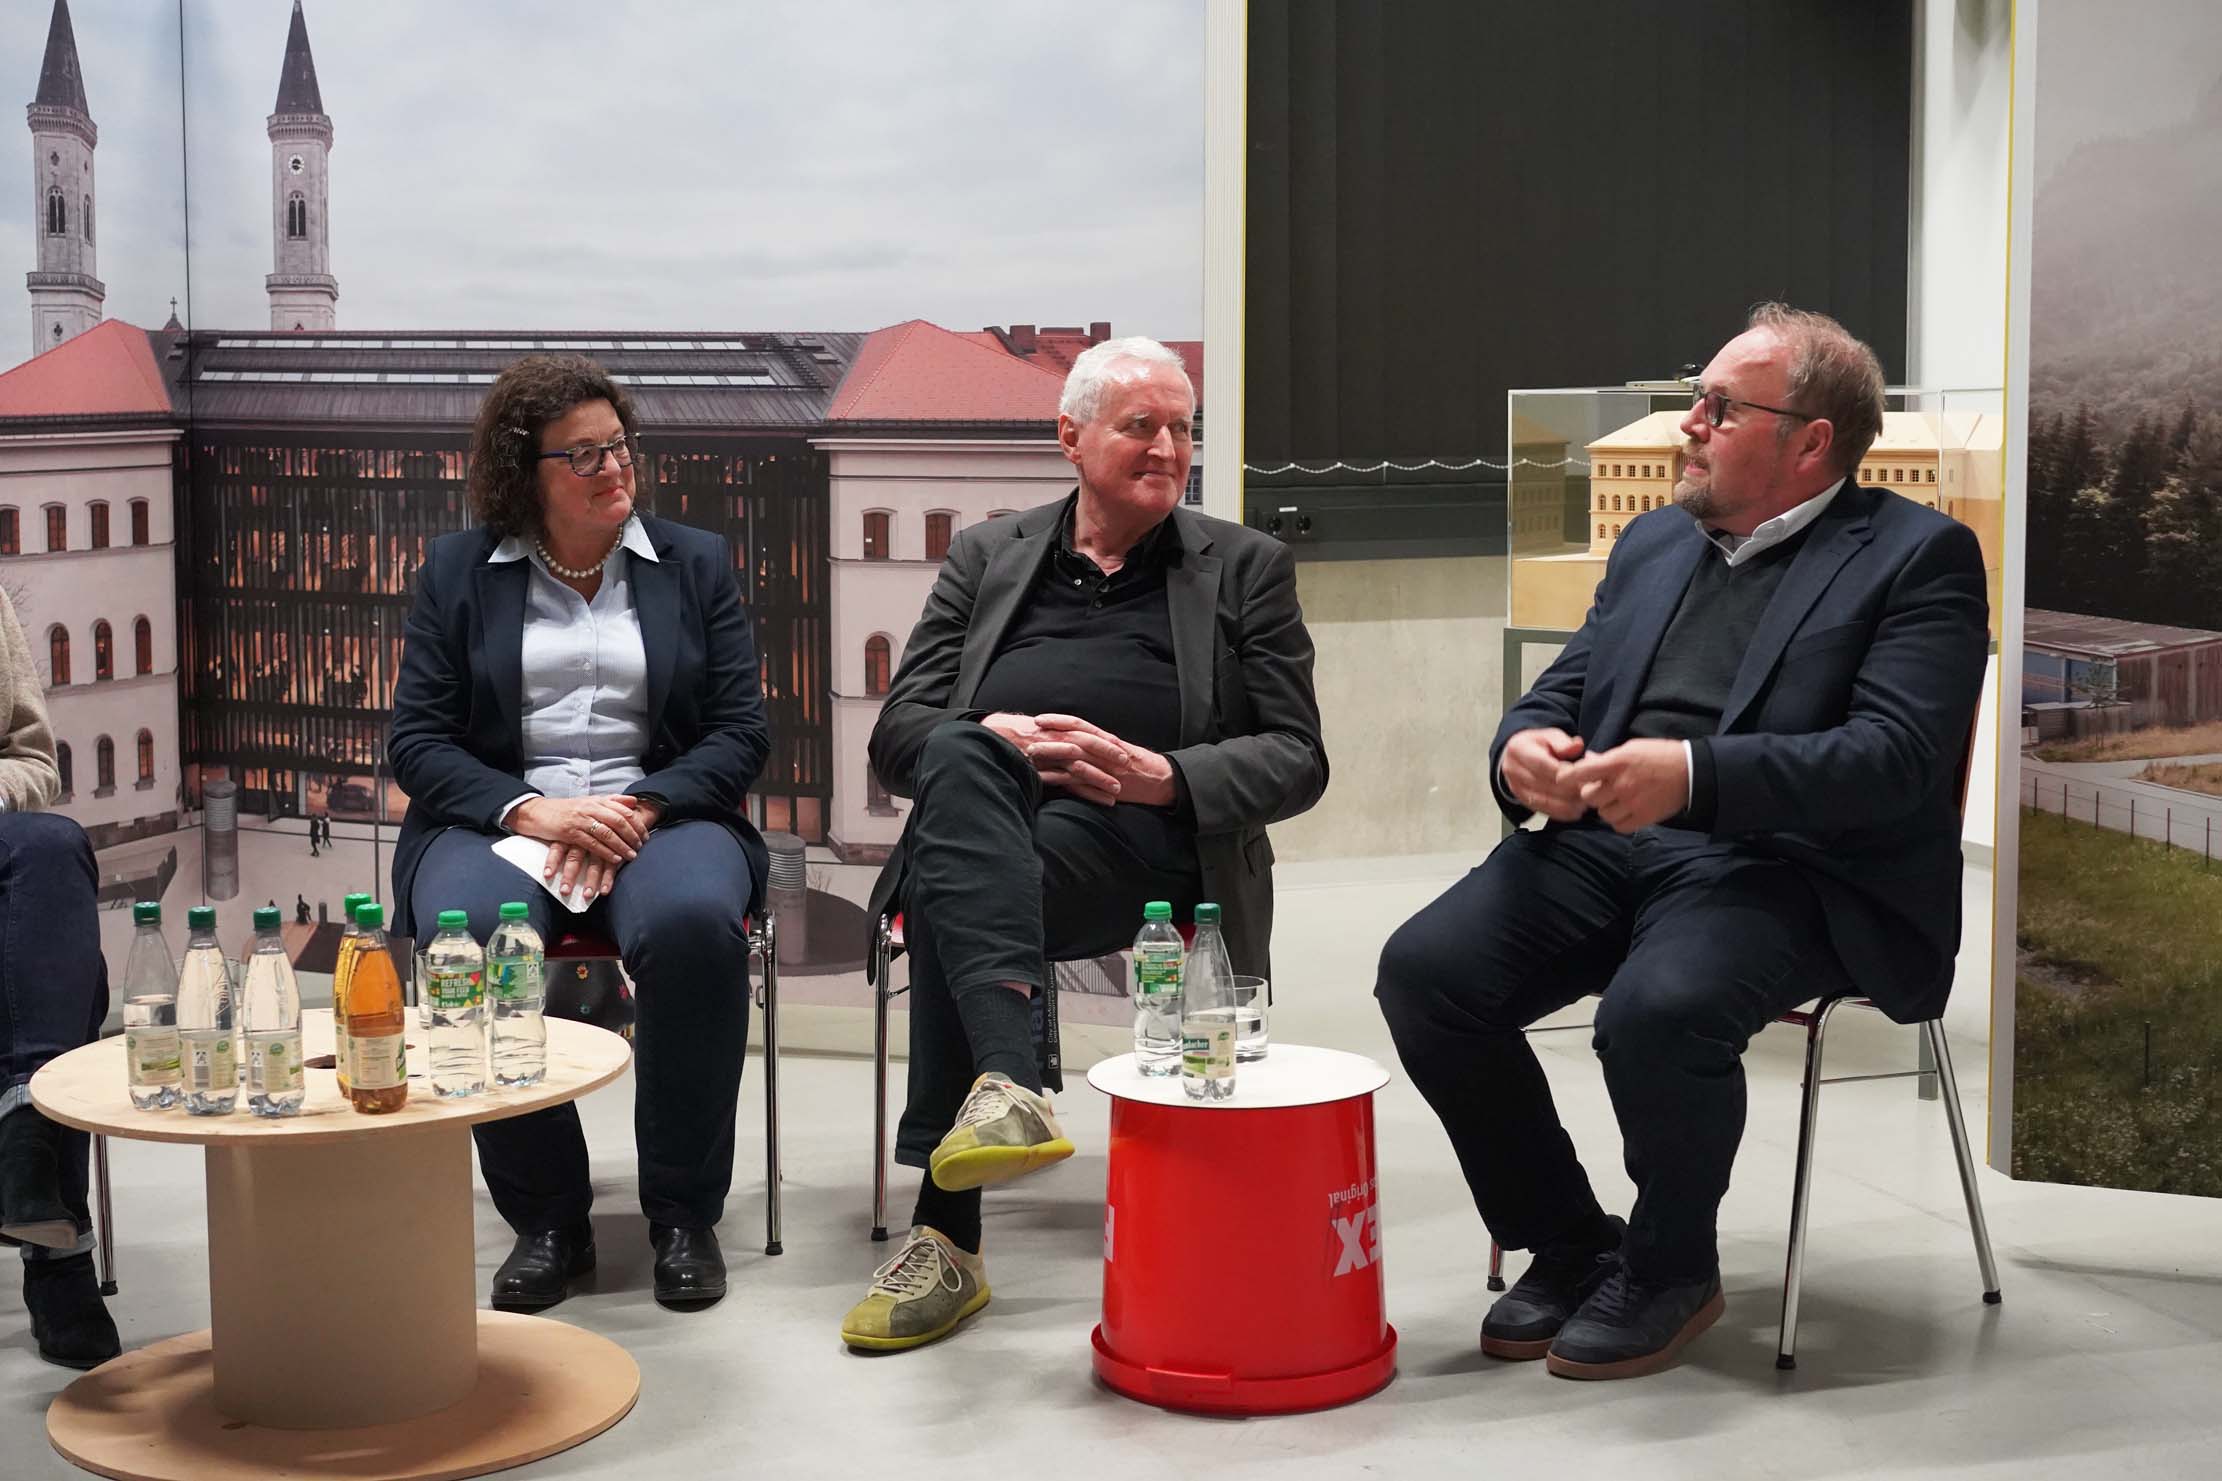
[345,904,409,1114]
[331,892,372,1095]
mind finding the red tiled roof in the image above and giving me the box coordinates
[826,319,1066,423]
[0,319,174,418]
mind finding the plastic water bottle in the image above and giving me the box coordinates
[177,905,239,1115]
[122,900,180,1111]
[241,905,305,1117]
[487,902,547,1087]
[1130,900,1184,1076]
[1180,902,1237,1102]
[422,910,487,1098]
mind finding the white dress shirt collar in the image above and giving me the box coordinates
[489,513,658,568]
[1700,476,1845,567]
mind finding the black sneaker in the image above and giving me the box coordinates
[1545,1265,1725,1379]
[1479,1215,1627,1360]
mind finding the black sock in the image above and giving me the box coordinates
[911,1176,983,1254]
[953,982,1043,1093]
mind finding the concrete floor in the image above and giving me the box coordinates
[7,855,2221,1479]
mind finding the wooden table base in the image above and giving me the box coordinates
[47,1310,639,1481]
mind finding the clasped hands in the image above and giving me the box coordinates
[510,793,663,901]
[981,712,1176,808]
[1500,728,1687,834]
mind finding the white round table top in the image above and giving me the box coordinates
[31,1010,631,1147]
[1086,1044,1390,1109]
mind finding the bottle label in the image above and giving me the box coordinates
[1133,942,1183,997]
[1181,1021,1236,1081]
[488,958,542,1003]
[349,1033,407,1090]
[427,966,483,1011]
[125,1026,181,1084]
[185,1033,238,1093]
[248,1033,304,1094]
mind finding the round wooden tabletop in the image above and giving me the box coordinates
[30,1010,631,1146]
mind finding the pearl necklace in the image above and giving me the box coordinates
[535,534,621,581]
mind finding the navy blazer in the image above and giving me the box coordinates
[1490,485,1989,1022]
[386,515,771,939]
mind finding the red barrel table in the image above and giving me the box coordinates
[1087,1045,1396,1415]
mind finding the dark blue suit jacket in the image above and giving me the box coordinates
[1490,485,1989,1022]
[386,515,771,938]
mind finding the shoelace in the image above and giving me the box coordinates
[1580,1267,1664,1324]
[871,1236,962,1299]
[950,1077,1024,1134]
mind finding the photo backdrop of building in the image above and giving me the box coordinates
[3,0,1204,1008]
[2008,0,2222,1202]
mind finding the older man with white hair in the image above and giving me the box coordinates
[842,337,1328,1351]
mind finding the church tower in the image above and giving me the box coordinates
[266,0,337,331]
[26,0,103,351]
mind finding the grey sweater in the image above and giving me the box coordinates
[0,586,61,812]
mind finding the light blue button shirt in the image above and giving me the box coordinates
[488,516,658,825]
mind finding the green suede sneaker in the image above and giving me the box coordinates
[927,1073,1075,1192]
[840,1226,990,1352]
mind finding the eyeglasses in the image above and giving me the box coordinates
[535,434,636,478]
[1691,387,1813,428]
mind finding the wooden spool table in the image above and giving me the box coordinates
[30,1010,637,1481]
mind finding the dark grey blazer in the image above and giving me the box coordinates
[866,494,1328,980]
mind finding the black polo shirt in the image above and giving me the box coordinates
[971,508,1184,757]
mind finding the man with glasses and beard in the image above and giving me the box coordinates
[1375,304,1988,1379]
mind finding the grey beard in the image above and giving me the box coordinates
[1671,481,1718,521]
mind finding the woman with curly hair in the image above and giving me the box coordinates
[388,355,769,1314]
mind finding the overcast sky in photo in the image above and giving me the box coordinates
[1,0,1205,369]
[2034,0,2222,190]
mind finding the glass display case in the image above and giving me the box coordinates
[1505,385,2006,638]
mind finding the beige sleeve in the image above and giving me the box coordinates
[0,587,62,811]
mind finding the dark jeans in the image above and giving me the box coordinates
[894,721,1202,1167]
[0,813,107,1258]
[411,820,755,1234]
[1375,824,1847,1283]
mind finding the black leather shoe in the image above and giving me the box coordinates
[491,1224,595,1312]
[24,1253,121,1370]
[1,1110,80,1249]
[651,1223,727,1308]
[1545,1265,1725,1379]
[1480,1215,1626,1360]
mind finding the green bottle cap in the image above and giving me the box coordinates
[356,902,384,929]
[499,901,530,920]
[1193,902,1221,925]
[352,899,378,924]
[437,909,471,930]
[1143,901,1171,921]
[253,905,280,929]
[133,901,161,924]
[187,905,216,930]
[343,892,372,911]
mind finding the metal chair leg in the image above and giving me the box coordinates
[93,1132,116,1296]
[871,918,892,1242]
[1924,1019,2002,1303]
[1487,1240,1505,1292]
[756,916,782,1257]
[1778,995,1845,1371]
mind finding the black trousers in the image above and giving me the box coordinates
[1375,824,1848,1283]
[0,814,106,1256]
[410,821,755,1234]
[894,721,1201,1168]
